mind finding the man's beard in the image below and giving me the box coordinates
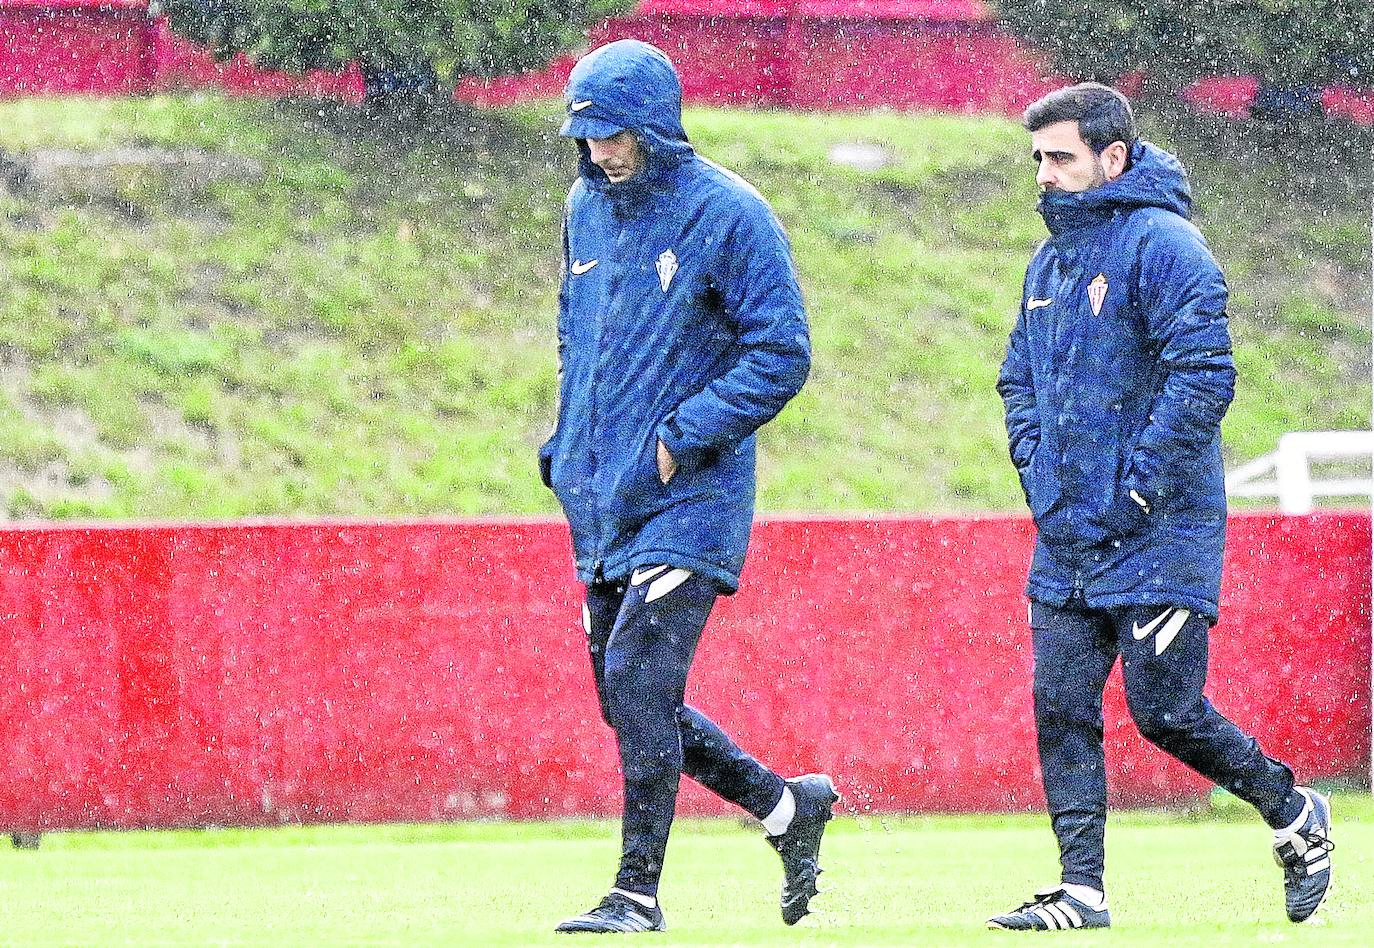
[1086,157,1108,190]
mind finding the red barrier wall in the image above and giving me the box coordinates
[0,4,361,100]
[5,3,1372,122]
[147,19,363,101]
[454,14,1056,113]
[0,3,152,96]
[0,512,1366,831]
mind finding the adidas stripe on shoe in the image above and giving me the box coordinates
[988,888,1110,931]
[1274,786,1334,923]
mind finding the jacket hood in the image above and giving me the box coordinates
[560,40,694,197]
[1038,141,1193,236]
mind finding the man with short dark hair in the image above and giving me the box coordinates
[990,82,1333,931]
[540,40,838,935]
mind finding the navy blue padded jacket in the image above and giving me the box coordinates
[998,141,1235,618]
[540,41,811,592]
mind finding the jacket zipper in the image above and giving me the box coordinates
[591,215,636,575]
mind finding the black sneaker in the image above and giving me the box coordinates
[767,773,840,925]
[987,888,1111,931]
[1274,787,1334,923]
[555,892,666,934]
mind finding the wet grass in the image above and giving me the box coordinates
[0,95,1365,520]
[0,794,1369,943]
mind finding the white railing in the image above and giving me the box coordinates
[1225,430,1374,514]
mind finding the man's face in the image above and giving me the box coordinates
[587,130,644,184]
[1030,120,1125,194]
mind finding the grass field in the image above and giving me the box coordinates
[0,96,1366,519]
[0,794,1367,944]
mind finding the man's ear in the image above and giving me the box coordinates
[1101,141,1129,181]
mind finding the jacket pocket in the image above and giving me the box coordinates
[1104,478,1152,538]
[1098,458,1153,538]
[1034,498,1086,547]
[612,431,668,529]
[1024,450,1060,519]
[1028,457,1092,547]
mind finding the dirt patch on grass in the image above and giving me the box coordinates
[1,146,263,221]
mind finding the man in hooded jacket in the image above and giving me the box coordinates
[989,83,1333,932]
[540,40,838,935]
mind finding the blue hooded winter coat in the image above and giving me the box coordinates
[997,141,1236,618]
[539,41,811,593]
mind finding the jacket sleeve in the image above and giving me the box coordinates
[538,208,572,489]
[1126,224,1236,504]
[997,304,1039,486]
[655,199,811,473]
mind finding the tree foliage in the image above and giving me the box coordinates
[996,1,1374,98]
[163,0,630,86]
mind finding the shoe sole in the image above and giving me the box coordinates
[986,912,1111,932]
[555,918,667,934]
[986,919,1111,932]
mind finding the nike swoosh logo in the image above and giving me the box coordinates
[631,565,668,586]
[570,259,598,275]
[1132,608,1173,640]
[1027,297,1054,310]
[570,100,594,112]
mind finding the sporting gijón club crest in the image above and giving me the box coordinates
[1087,273,1109,316]
[656,249,679,291]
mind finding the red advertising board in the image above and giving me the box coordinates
[3,2,1370,122]
[0,512,1365,831]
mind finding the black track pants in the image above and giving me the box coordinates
[584,567,787,897]
[1031,599,1300,890]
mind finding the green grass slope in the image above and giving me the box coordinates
[1,797,1370,944]
[0,96,1365,520]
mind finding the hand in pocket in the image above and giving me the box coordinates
[656,439,678,485]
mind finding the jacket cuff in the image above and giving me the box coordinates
[656,415,714,475]
[538,441,554,490]
[1124,464,1163,505]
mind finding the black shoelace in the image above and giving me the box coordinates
[1014,889,1067,913]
